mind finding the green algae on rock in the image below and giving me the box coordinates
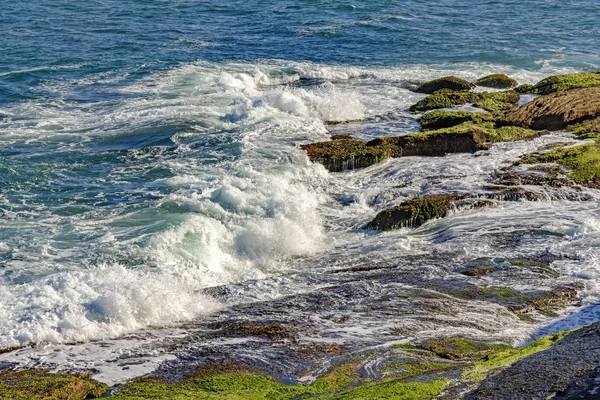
[409,90,519,113]
[499,87,600,131]
[520,142,600,188]
[461,331,571,383]
[514,83,535,94]
[529,72,600,95]
[419,110,494,130]
[0,369,108,400]
[302,122,544,172]
[415,76,474,94]
[475,74,518,89]
[365,194,464,230]
[417,338,511,361]
[111,358,449,400]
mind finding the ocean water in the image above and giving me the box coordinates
[1,0,600,384]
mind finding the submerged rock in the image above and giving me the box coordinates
[475,74,518,89]
[419,110,495,130]
[415,76,474,94]
[499,87,600,131]
[409,90,520,113]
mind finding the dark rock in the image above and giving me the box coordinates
[463,323,600,400]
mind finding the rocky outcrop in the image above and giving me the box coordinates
[410,90,520,113]
[302,122,544,172]
[524,72,600,95]
[415,76,474,94]
[519,142,600,188]
[463,323,600,400]
[499,87,600,131]
[365,194,466,230]
[475,74,518,89]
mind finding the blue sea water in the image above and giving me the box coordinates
[0,0,599,366]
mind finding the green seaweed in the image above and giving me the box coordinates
[417,338,511,360]
[111,360,448,400]
[0,369,108,400]
[463,331,571,381]
[531,72,600,95]
[409,90,519,113]
[329,379,448,400]
[475,74,518,89]
[415,76,473,94]
[520,143,600,187]
[365,194,463,230]
[419,110,494,130]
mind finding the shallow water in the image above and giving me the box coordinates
[0,0,599,385]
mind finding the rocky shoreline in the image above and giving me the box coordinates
[2,71,600,399]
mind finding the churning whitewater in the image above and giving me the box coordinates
[0,59,599,384]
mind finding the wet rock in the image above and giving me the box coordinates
[330,134,353,140]
[0,369,108,400]
[301,127,488,172]
[419,110,495,130]
[212,320,297,341]
[461,268,494,277]
[417,337,511,361]
[514,83,535,94]
[300,138,394,172]
[475,74,518,89]
[302,121,545,172]
[519,142,600,188]
[463,323,600,400]
[409,90,520,113]
[499,87,600,131]
[415,76,474,94]
[365,194,466,230]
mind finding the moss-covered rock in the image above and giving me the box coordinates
[567,117,600,140]
[302,122,544,172]
[300,139,394,172]
[0,369,108,400]
[111,359,448,400]
[418,338,511,361]
[514,83,535,94]
[415,76,474,94]
[365,194,464,230]
[530,72,600,95]
[475,74,518,89]
[461,331,570,383]
[419,110,494,130]
[520,143,600,188]
[499,87,600,131]
[330,134,353,140]
[409,90,520,113]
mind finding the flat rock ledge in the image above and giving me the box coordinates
[462,322,600,400]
